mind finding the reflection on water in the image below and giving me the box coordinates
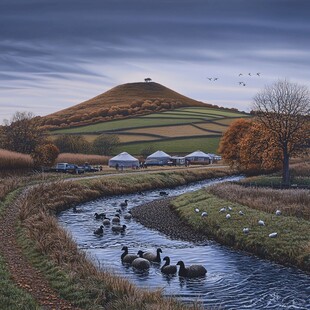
[58,177,310,309]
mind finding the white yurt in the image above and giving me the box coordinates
[109,152,139,168]
[185,150,211,164]
[146,150,171,165]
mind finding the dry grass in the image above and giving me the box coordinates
[208,183,310,220]
[0,149,33,170]
[56,153,110,165]
[290,159,310,177]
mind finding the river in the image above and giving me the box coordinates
[58,176,310,309]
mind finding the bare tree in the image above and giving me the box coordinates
[253,79,310,185]
[144,78,152,83]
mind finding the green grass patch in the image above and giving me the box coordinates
[117,136,221,155]
[171,189,310,271]
[178,107,249,117]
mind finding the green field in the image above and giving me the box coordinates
[51,107,249,155]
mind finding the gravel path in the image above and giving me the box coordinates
[0,196,80,310]
[131,197,208,242]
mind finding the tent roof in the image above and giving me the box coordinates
[185,150,211,158]
[147,150,171,159]
[110,152,138,161]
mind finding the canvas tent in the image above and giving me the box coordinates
[145,150,171,165]
[109,152,139,168]
[185,150,211,164]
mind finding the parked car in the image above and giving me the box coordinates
[55,163,84,174]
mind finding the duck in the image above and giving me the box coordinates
[112,214,121,224]
[161,256,177,275]
[176,261,207,278]
[124,210,132,220]
[112,224,127,233]
[102,215,111,225]
[132,256,151,270]
[120,200,128,208]
[141,248,162,263]
[94,212,105,220]
[93,225,104,236]
[121,246,138,264]
[258,220,265,226]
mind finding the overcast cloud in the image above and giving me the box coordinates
[1,0,310,122]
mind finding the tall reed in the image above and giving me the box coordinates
[0,149,33,170]
[56,153,109,165]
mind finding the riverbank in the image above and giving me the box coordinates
[132,187,310,273]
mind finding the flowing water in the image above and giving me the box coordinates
[58,177,310,309]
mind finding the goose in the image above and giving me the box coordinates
[201,211,208,217]
[269,232,278,238]
[195,208,200,213]
[94,212,105,220]
[159,191,169,196]
[275,210,281,216]
[124,210,132,220]
[116,209,122,214]
[226,214,231,219]
[219,207,226,213]
[121,246,138,264]
[176,261,207,278]
[120,200,128,208]
[161,256,177,275]
[132,254,151,270]
[258,220,265,226]
[94,225,104,236]
[243,227,250,234]
[112,214,120,224]
[102,216,111,225]
[239,210,245,216]
[141,248,162,263]
[112,224,127,233]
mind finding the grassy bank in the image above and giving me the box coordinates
[170,184,310,272]
[13,168,232,309]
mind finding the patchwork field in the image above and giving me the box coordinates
[51,107,250,155]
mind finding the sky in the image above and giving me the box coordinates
[1,0,310,123]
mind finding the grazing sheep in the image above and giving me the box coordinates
[161,256,177,275]
[94,212,105,220]
[112,224,127,233]
[121,246,138,264]
[275,210,281,216]
[201,212,208,217]
[176,261,207,278]
[228,206,233,211]
[243,227,250,234]
[269,232,278,238]
[219,207,227,213]
[239,210,245,216]
[258,220,265,226]
[195,208,200,213]
[226,214,231,219]
[141,248,162,263]
[94,225,104,236]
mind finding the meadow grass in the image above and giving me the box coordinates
[170,186,310,272]
[117,136,221,155]
[14,168,231,309]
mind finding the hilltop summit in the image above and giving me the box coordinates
[40,82,211,129]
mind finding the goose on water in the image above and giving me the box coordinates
[176,261,207,278]
[124,210,132,220]
[139,248,162,263]
[112,214,121,224]
[94,212,105,220]
[120,200,128,208]
[161,256,177,275]
[94,225,104,236]
[121,246,138,264]
[102,216,111,225]
[132,251,151,270]
[112,224,127,233]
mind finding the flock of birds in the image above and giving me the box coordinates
[207,72,261,87]
[194,205,280,238]
[88,196,207,278]
[121,246,207,277]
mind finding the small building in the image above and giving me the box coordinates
[170,156,186,166]
[185,150,211,165]
[109,152,139,168]
[145,150,171,166]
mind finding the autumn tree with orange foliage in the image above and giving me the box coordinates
[32,143,60,168]
[218,119,283,174]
